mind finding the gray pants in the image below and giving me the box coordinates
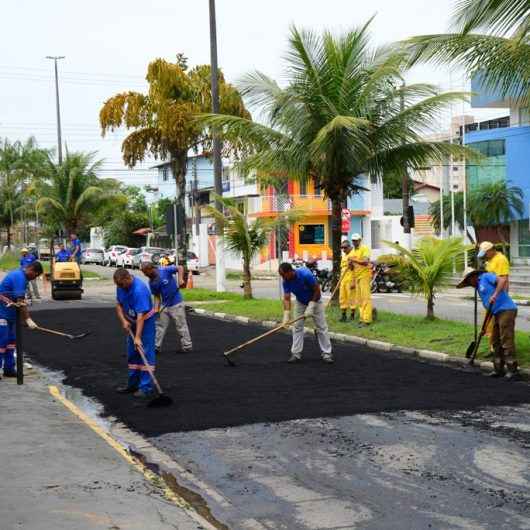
[26,279,40,299]
[156,303,192,351]
[292,300,332,358]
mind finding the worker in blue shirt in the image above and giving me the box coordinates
[279,262,333,364]
[69,233,82,263]
[55,244,71,263]
[20,248,41,300]
[457,268,520,380]
[0,262,43,377]
[114,268,156,397]
[141,262,192,354]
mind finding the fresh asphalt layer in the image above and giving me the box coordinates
[23,307,530,437]
[22,307,530,529]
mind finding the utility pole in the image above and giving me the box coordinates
[400,83,412,250]
[209,0,225,292]
[46,56,65,164]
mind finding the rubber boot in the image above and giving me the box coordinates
[340,311,347,322]
[350,310,356,321]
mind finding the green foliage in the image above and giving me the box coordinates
[383,170,414,198]
[104,210,150,248]
[197,22,471,283]
[386,237,467,319]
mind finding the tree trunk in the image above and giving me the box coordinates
[242,258,252,299]
[497,225,507,256]
[6,224,11,250]
[171,151,188,271]
[330,197,343,304]
[426,292,435,320]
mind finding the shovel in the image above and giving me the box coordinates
[127,330,173,407]
[34,325,91,341]
[466,303,494,366]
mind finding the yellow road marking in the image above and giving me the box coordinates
[48,385,217,530]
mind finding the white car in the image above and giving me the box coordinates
[105,245,128,267]
[116,248,139,268]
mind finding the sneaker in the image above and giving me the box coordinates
[487,371,505,378]
[116,385,138,394]
[357,322,370,328]
[288,354,301,363]
[3,371,17,378]
[133,389,154,399]
[322,354,334,364]
[155,348,161,356]
[176,347,193,354]
[505,371,523,381]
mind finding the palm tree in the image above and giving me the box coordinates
[198,22,471,287]
[405,1,530,105]
[207,195,297,299]
[36,151,109,234]
[387,237,467,319]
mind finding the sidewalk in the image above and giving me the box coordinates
[0,371,205,530]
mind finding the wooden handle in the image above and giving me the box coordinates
[128,330,163,394]
[35,325,73,339]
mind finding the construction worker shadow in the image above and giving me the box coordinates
[24,307,530,438]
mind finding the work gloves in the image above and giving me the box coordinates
[304,301,317,318]
[26,318,38,329]
[282,310,291,326]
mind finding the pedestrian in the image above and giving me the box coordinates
[350,234,372,327]
[69,233,82,264]
[113,268,157,398]
[457,268,521,380]
[141,262,193,355]
[20,248,41,300]
[478,241,510,356]
[339,240,355,322]
[0,261,42,378]
[279,262,333,364]
[55,243,71,263]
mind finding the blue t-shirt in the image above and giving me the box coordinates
[20,254,36,268]
[69,238,81,258]
[0,269,28,320]
[116,277,154,323]
[55,249,71,262]
[478,272,517,315]
[149,266,182,307]
[283,267,317,305]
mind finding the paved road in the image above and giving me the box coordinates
[81,264,530,331]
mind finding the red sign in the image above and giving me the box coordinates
[341,209,351,234]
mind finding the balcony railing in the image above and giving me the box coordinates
[247,194,332,216]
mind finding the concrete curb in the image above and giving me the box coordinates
[515,299,530,306]
[188,305,530,379]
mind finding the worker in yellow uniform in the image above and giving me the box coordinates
[350,233,372,327]
[477,241,510,355]
[339,240,355,322]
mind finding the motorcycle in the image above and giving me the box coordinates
[370,262,403,293]
[295,259,332,292]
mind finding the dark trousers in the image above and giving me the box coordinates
[491,309,518,374]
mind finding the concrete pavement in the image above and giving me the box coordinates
[0,371,208,530]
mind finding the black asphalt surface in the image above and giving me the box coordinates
[22,307,530,438]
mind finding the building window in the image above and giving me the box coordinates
[299,224,325,245]
[467,139,506,189]
[162,167,169,182]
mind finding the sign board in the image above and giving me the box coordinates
[341,208,351,234]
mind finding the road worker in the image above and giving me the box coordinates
[55,243,71,263]
[20,247,41,300]
[339,240,356,322]
[279,262,333,364]
[114,268,157,398]
[457,268,520,380]
[0,262,42,378]
[350,234,372,327]
[478,241,510,356]
[141,262,193,355]
[69,233,82,264]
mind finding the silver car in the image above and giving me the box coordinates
[81,248,105,265]
[131,247,168,269]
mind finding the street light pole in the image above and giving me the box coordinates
[400,83,412,250]
[46,56,65,164]
[208,0,225,292]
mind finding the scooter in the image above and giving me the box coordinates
[371,262,403,293]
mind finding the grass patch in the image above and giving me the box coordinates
[185,289,530,367]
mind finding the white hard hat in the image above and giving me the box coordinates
[351,233,362,241]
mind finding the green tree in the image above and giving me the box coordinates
[198,22,470,285]
[104,210,150,248]
[387,237,467,319]
[405,0,530,105]
[36,151,111,235]
[99,56,249,263]
[384,170,414,198]
[207,195,297,299]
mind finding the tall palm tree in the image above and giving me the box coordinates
[36,151,109,234]
[207,195,298,299]
[387,237,467,319]
[405,0,530,105]
[198,22,471,284]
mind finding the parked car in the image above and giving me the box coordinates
[152,250,200,274]
[105,245,128,267]
[116,248,139,268]
[81,248,105,265]
[131,247,168,269]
